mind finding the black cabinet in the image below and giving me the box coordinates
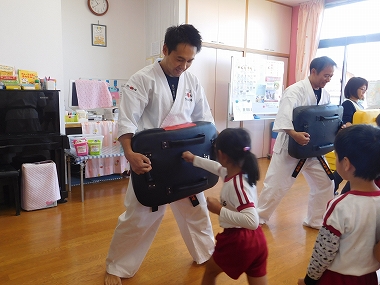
[0,89,68,201]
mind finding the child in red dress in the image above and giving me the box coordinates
[183,128,268,285]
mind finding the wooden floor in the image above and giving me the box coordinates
[0,158,328,285]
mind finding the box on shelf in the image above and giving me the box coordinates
[74,139,88,156]
[67,134,104,155]
[65,114,78,122]
[88,139,102,155]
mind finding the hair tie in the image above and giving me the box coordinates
[243,147,250,152]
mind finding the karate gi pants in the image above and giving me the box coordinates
[105,179,215,278]
[257,149,334,229]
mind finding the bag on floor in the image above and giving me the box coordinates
[288,104,343,159]
[21,160,61,211]
[131,121,218,208]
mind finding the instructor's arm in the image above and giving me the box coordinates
[119,133,151,174]
[285,129,310,146]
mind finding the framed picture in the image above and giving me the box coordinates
[91,24,107,47]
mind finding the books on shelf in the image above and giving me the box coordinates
[0,65,15,77]
[21,83,35,90]
[18,69,38,84]
[5,85,21,90]
[0,75,17,81]
[0,66,43,91]
[1,77,20,89]
[1,79,19,85]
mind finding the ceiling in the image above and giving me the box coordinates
[275,0,311,6]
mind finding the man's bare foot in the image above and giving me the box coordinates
[104,272,122,285]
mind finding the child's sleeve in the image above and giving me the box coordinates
[219,207,259,230]
[303,200,344,285]
[303,226,340,285]
[193,155,227,177]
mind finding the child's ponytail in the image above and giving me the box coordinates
[215,128,260,186]
[242,149,260,186]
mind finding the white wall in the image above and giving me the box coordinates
[0,0,146,116]
[0,0,65,132]
[0,1,64,85]
[61,0,146,109]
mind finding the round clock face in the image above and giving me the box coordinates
[88,0,109,16]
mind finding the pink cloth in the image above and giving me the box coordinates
[81,121,129,178]
[21,161,61,210]
[84,155,129,178]
[81,120,118,147]
[75,79,113,110]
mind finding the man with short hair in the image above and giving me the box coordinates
[104,24,215,285]
[257,56,337,229]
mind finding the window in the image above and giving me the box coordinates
[317,0,380,107]
[320,0,380,39]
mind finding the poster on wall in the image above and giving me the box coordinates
[229,56,284,121]
[366,80,380,108]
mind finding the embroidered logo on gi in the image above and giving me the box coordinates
[126,84,137,92]
[185,89,192,102]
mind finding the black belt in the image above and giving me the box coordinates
[292,156,334,180]
[151,195,199,212]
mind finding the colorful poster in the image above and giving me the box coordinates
[229,57,284,121]
[367,80,380,108]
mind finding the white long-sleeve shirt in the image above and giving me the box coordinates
[193,156,259,230]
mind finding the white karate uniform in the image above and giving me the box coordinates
[257,78,334,229]
[106,61,215,278]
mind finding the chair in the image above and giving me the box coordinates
[325,109,380,170]
[0,164,20,216]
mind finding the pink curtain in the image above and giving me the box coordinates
[81,121,129,178]
[295,0,325,81]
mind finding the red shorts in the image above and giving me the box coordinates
[213,226,268,279]
[317,269,378,285]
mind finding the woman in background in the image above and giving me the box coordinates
[334,76,368,195]
[341,76,368,124]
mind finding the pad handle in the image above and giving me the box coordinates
[177,178,208,191]
[162,134,205,149]
[319,115,340,121]
[315,143,334,150]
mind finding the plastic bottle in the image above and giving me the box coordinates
[35,79,41,90]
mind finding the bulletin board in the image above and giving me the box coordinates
[367,80,380,108]
[228,56,284,121]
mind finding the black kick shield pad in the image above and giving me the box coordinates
[131,121,218,208]
[288,104,343,159]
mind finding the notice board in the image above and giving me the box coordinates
[229,56,284,121]
[367,80,380,108]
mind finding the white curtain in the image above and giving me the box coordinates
[295,0,325,81]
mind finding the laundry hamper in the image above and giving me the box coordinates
[21,160,61,211]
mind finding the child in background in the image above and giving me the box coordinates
[298,124,380,285]
[182,128,268,285]
[337,114,380,194]
[376,114,380,189]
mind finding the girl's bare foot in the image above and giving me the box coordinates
[104,272,122,285]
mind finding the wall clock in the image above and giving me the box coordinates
[88,0,109,16]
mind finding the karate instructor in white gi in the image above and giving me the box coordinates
[104,24,215,285]
[257,56,336,230]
